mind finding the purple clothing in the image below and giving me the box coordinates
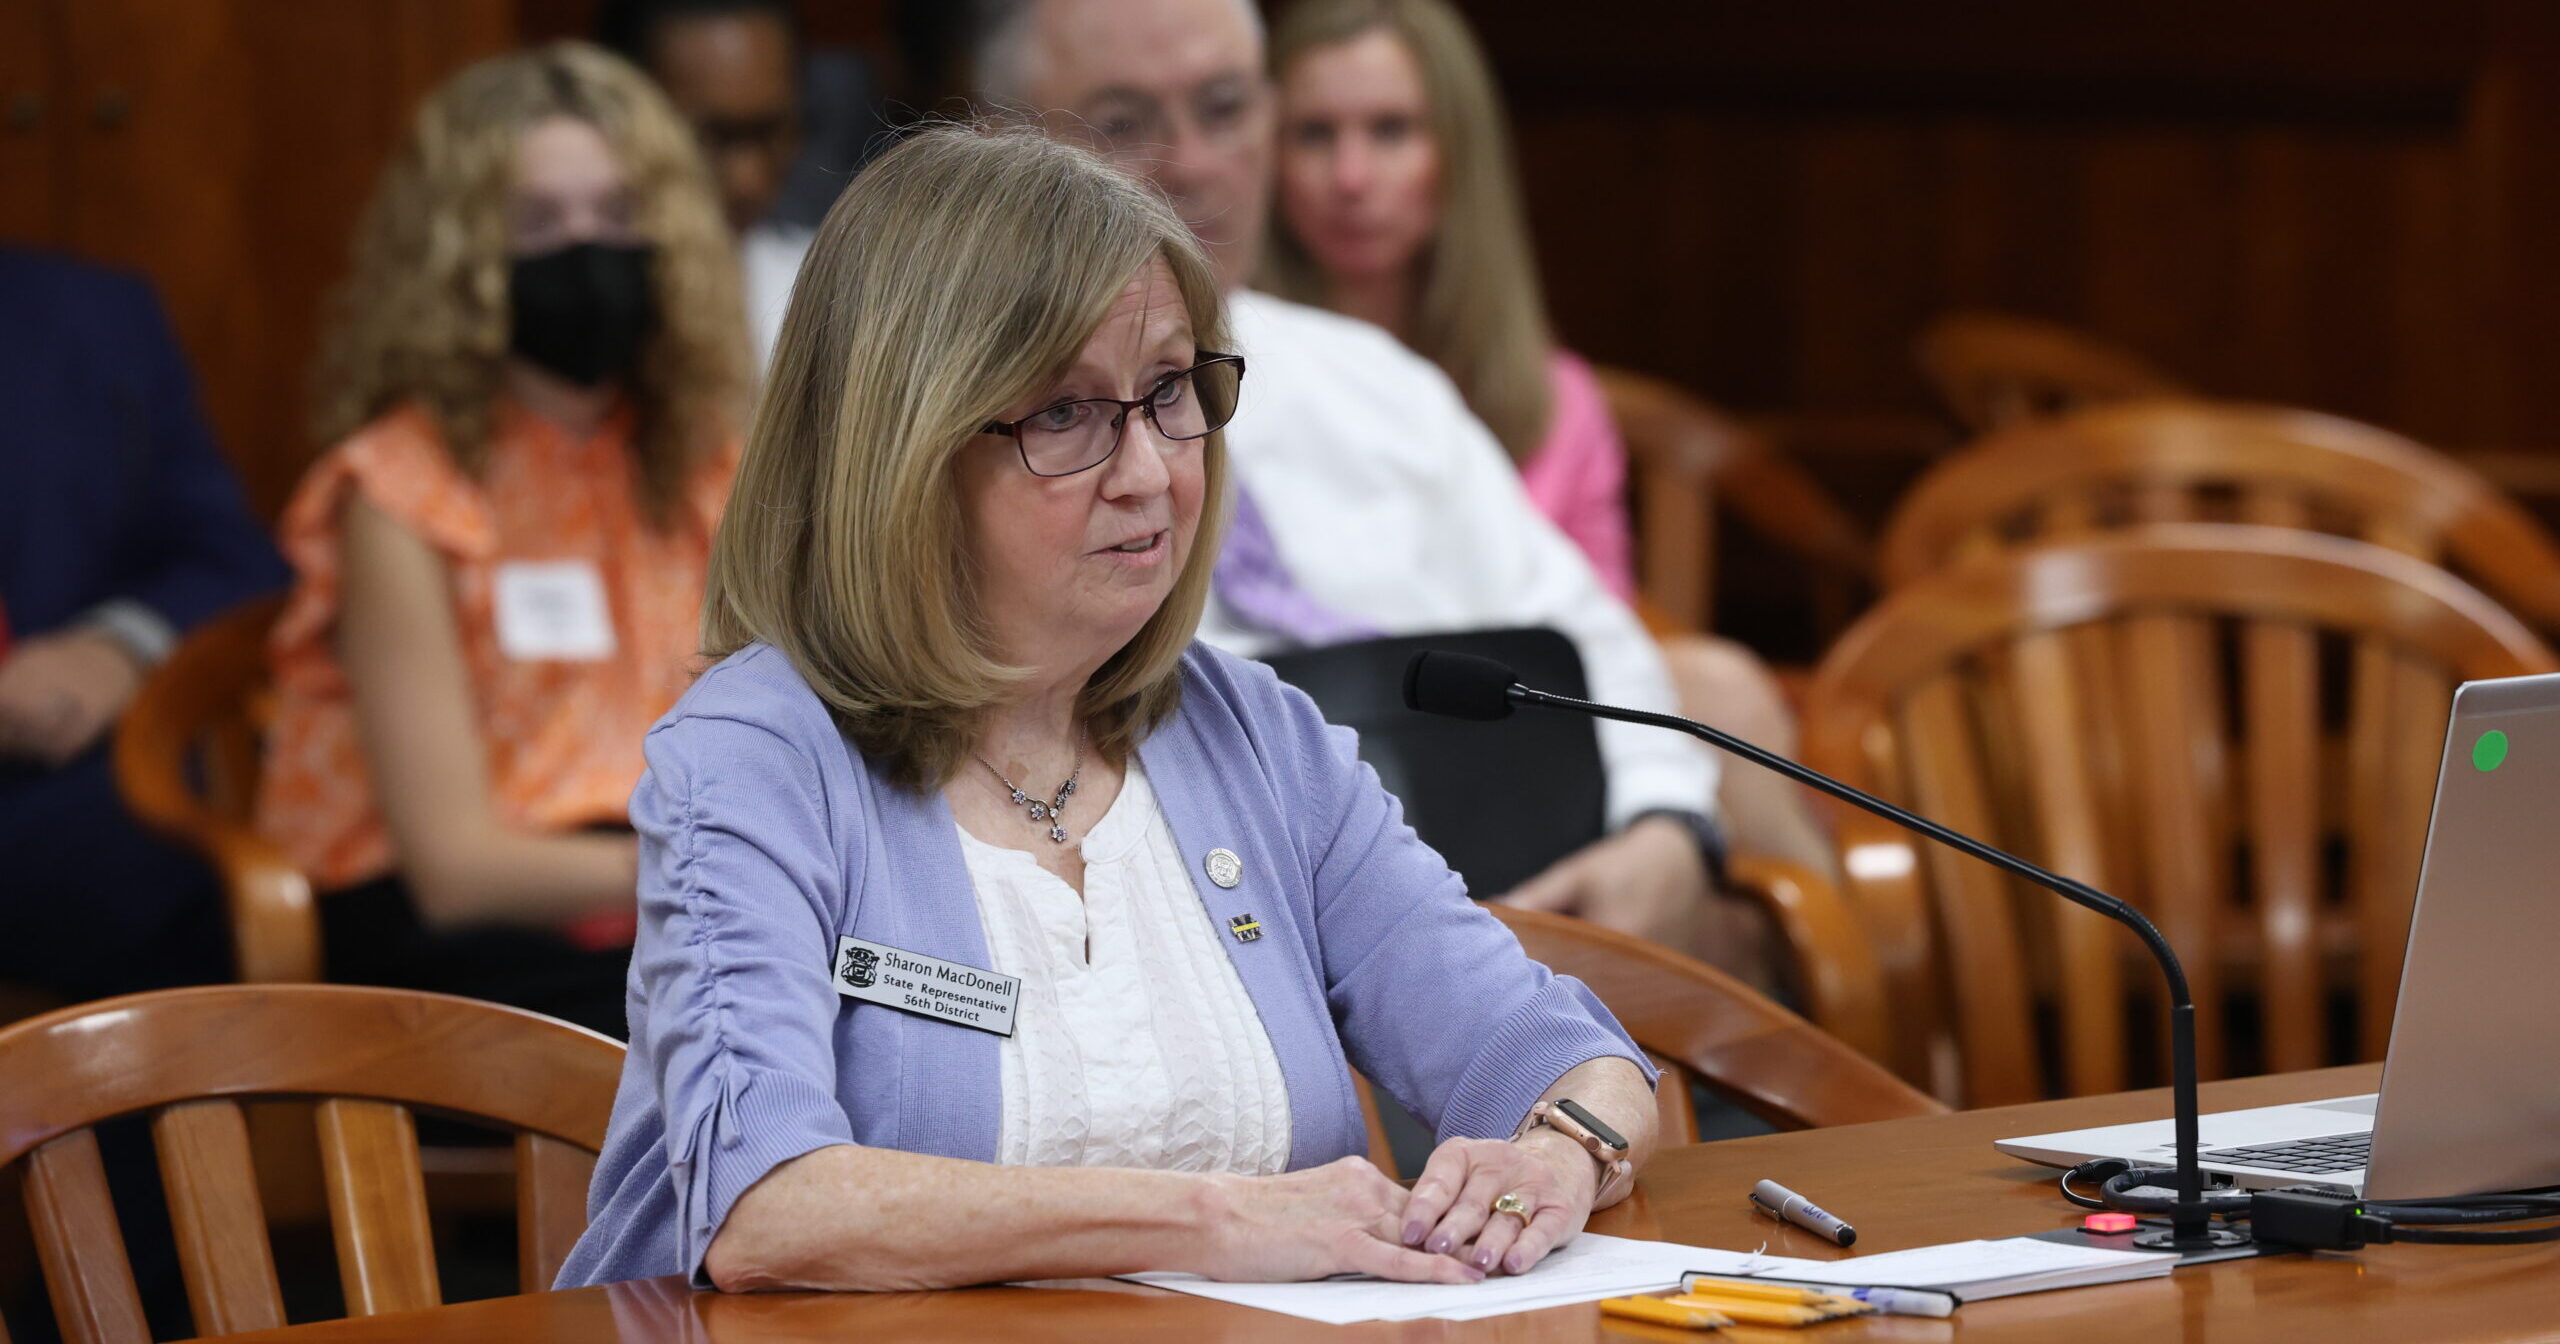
[1211,482,1378,646]
[1517,351,1637,604]
[557,640,1652,1289]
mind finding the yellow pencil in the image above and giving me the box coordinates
[1676,1276,1833,1306]
[1599,1295,1733,1330]
[1665,1292,1869,1328]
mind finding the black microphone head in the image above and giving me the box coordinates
[1403,650,1519,721]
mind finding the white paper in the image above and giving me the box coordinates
[1701,1236,2174,1300]
[1775,1237,2172,1297]
[1110,1234,2173,1324]
[1117,1232,1704,1325]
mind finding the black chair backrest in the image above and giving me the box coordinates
[1261,627,1605,897]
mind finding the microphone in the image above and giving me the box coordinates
[1403,649,2242,1253]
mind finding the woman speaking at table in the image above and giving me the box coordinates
[557,123,1656,1293]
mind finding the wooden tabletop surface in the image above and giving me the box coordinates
[219,1062,2560,1342]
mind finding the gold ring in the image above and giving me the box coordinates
[1492,1191,1533,1226]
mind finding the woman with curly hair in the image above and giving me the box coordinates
[258,42,748,1035]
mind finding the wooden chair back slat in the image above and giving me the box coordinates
[2241,612,2326,1073]
[1832,709,1943,1090]
[515,1133,597,1293]
[22,1130,148,1344]
[2118,610,2229,1080]
[1802,526,2557,1104]
[1896,678,2040,1108]
[316,1100,439,1316]
[2006,625,2129,1098]
[152,1099,285,1335]
[0,986,624,1341]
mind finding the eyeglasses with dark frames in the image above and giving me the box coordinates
[979,353,1246,478]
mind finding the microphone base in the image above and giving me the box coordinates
[2132,1225,2253,1253]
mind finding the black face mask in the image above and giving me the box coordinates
[507,241,658,387]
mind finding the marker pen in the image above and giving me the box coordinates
[1750,1178,1858,1246]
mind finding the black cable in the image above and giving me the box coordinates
[2383,1221,2560,1245]
[2057,1160,2560,1246]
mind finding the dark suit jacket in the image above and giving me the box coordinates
[0,248,287,998]
[0,247,285,642]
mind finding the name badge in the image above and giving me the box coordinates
[492,560,617,661]
[833,937,1019,1037]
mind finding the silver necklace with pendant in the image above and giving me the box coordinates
[976,737,1082,844]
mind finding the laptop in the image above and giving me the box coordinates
[1995,673,2560,1201]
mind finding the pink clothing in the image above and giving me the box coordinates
[1517,350,1637,602]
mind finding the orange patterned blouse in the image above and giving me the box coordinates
[257,401,738,915]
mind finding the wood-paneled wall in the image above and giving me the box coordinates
[18,1,2560,534]
[1,0,515,519]
[1475,0,2560,461]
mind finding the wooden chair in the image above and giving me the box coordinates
[1352,906,1940,1179]
[1799,525,2558,1108]
[1913,310,2187,434]
[1491,905,1941,1135]
[1877,400,2560,634]
[1595,366,1872,636]
[0,984,623,1344]
[112,595,317,984]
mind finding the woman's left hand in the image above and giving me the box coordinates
[1399,1132,1599,1276]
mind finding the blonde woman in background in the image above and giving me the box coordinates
[1263,0,1837,894]
[258,42,749,1036]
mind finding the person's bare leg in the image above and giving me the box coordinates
[1661,634,1840,883]
[1658,634,1839,997]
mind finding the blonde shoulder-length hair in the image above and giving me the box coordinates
[312,41,747,525]
[704,123,1231,792]
[1261,0,1554,464]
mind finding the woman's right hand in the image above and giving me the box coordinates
[1192,1156,1485,1284]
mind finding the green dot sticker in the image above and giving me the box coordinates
[2475,730,2511,772]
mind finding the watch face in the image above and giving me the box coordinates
[1556,1098,1627,1152]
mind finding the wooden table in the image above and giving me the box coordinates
[222,1063,2560,1342]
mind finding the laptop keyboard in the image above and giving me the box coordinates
[2201,1132,2370,1174]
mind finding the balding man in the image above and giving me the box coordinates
[968,0,1790,981]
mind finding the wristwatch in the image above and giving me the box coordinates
[1516,1098,1636,1206]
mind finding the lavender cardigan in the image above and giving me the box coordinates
[556,640,1651,1289]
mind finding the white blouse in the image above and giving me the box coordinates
[956,758,1294,1174]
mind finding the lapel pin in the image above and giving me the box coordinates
[1204,847,1243,889]
[1228,913,1263,943]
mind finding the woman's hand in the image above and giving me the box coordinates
[1193,1156,1484,1285]
[1401,1132,1600,1277]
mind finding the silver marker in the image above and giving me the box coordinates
[1750,1178,1857,1247]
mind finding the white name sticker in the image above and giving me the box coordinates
[832,937,1019,1037]
[492,560,617,661]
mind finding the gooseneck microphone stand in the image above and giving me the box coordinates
[1405,651,2243,1252]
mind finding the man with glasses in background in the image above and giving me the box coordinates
[605,0,889,370]
[966,0,1799,989]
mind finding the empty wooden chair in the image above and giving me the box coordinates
[1877,400,2560,637]
[112,595,317,984]
[0,984,623,1344]
[1799,525,2557,1107]
[1913,310,2187,434]
[1594,366,1872,636]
